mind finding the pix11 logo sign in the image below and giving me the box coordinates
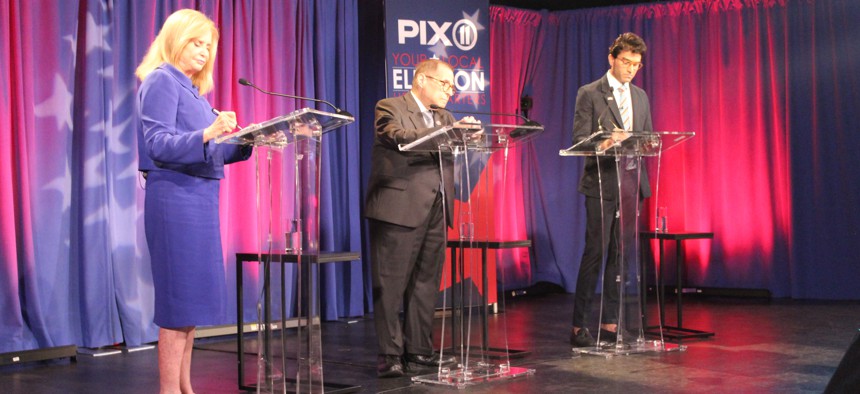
[384,0,490,114]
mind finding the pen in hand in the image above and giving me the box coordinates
[211,108,243,131]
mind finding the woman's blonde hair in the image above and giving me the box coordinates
[135,9,219,95]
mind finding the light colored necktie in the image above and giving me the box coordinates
[618,86,637,170]
[618,86,632,131]
[423,110,434,128]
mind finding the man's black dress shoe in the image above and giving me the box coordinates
[377,355,405,378]
[403,352,457,369]
[570,327,596,348]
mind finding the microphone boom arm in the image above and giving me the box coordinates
[238,78,352,117]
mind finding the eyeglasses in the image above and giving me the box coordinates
[425,75,456,93]
[617,56,644,70]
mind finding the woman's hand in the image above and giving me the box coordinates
[203,110,238,142]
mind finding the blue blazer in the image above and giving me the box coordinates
[137,63,250,179]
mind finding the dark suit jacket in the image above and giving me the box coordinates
[365,93,456,228]
[572,75,652,200]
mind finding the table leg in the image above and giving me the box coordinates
[263,255,272,381]
[449,246,460,351]
[458,246,466,353]
[237,256,245,389]
[640,235,715,341]
[639,241,647,329]
[481,246,489,351]
[675,240,683,328]
[659,239,666,328]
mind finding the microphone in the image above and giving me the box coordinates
[429,104,540,127]
[237,78,352,117]
[596,92,621,132]
[431,105,542,140]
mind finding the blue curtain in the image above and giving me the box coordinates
[785,0,860,298]
[0,0,362,353]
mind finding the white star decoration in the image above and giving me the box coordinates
[424,9,489,110]
[33,74,74,132]
[99,65,113,79]
[462,9,485,32]
[428,9,485,61]
[115,160,140,180]
[429,41,449,59]
[109,116,133,155]
[107,189,145,248]
[83,154,107,189]
[83,204,108,227]
[85,11,111,55]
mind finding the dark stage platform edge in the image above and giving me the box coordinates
[1,294,857,393]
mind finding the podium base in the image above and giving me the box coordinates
[412,363,534,389]
[243,378,360,393]
[572,338,686,358]
[465,346,531,359]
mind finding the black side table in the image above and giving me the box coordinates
[446,239,531,358]
[640,232,715,340]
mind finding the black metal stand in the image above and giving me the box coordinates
[446,239,531,359]
[640,232,716,340]
[235,251,361,393]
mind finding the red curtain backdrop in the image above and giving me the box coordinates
[488,7,545,289]
[498,0,860,299]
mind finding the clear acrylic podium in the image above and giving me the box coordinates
[399,121,543,388]
[559,130,694,357]
[217,108,354,393]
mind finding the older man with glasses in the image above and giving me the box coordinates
[365,58,479,378]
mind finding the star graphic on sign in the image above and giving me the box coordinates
[428,41,449,59]
[462,9,485,32]
[34,74,74,132]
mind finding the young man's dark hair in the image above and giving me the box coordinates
[609,32,647,58]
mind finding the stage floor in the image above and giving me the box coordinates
[2,293,857,393]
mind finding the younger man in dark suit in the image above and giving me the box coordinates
[570,33,653,347]
[366,59,478,377]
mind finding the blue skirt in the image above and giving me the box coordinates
[144,170,225,328]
